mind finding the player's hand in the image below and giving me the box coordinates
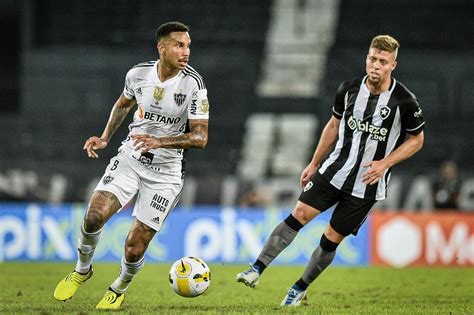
[83,136,108,158]
[362,160,389,185]
[131,134,161,153]
[300,163,318,188]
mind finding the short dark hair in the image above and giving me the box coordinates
[156,21,190,43]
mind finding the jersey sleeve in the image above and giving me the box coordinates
[333,81,350,119]
[401,97,425,135]
[188,86,209,119]
[122,70,135,100]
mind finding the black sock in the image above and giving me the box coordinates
[284,214,304,232]
[253,260,267,274]
[295,278,309,291]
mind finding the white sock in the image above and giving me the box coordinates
[74,224,102,274]
[110,256,145,294]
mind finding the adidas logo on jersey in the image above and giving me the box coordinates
[151,217,161,224]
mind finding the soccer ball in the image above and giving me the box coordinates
[168,256,211,297]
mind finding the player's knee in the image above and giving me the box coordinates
[83,206,107,233]
[291,205,314,225]
[324,225,345,243]
[125,245,145,262]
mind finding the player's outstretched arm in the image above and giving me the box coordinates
[362,131,424,185]
[131,118,208,153]
[300,116,340,187]
[83,94,136,158]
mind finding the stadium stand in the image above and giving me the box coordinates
[16,0,271,180]
[0,0,19,113]
[1,0,473,204]
[321,0,474,173]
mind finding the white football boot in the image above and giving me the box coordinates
[236,264,260,288]
[280,287,308,306]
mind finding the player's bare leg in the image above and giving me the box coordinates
[96,218,156,310]
[54,191,122,301]
[281,224,345,306]
[237,202,320,287]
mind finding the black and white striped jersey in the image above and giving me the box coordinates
[319,76,425,200]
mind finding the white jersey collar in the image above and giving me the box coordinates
[151,60,182,86]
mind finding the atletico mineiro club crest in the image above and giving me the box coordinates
[174,92,186,106]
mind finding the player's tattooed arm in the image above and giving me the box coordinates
[83,94,136,158]
[101,95,136,143]
[131,119,208,152]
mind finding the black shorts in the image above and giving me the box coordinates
[298,173,376,236]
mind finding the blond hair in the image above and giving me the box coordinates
[370,35,400,59]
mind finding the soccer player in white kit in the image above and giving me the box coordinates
[54,21,209,310]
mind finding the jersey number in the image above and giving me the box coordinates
[110,160,120,171]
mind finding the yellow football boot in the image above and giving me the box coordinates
[96,288,125,310]
[53,267,93,301]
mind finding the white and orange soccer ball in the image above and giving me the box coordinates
[168,256,211,297]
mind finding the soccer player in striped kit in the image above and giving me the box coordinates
[54,21,209,309]
[237,35,425,306]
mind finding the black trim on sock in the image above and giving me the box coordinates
[254,260,267,274]
[284,214,304,232]
[76,265,92,275]
[295,278,309,291]
[320,234,339,252]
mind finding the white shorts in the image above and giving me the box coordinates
[95,152,184,232]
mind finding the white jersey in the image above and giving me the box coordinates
[119,60,209,173]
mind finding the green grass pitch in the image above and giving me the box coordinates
[0,262,473,314]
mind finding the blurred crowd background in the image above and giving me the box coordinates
[1,0,473,211]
